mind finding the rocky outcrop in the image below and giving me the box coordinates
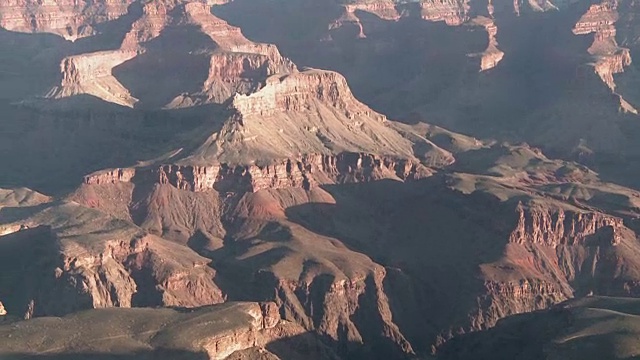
[468,279,569,331]
[344,1,400,21]
[469,17,504,71]
[184,67,425,164]
[200,302,305,360]
[46,50,138,107]
[231,70,379,119]
[329,1,400,38]
[414,0,469,26]
[0,0,134,40]
[164,3,298,106]
[83,152,433,193]
[247,260,414,358]
[509,203,623,246]
[83,168,136,185]
[0,201,225,318]
[121,1,171,49]
[573,0,632,91]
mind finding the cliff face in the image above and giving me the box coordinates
[83,153,433,193]
[231,70,375,118]
[469,17,504,71]
[509,203,623,246]
[48,50,139,107]
[414,0,470,25]
[573,0,632,91]
[0,0,134,40]
[0,302,331,360]
[0,197,225,319]
[468,202,637,332]
[344,1,400,21]
[267,265,414,358]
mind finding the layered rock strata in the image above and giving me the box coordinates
[573,0,632,91]
[47,50,139,107]
[468,201,637,333]
[84,152,432,193]
[0,0,134,40]
[0,198,225,318]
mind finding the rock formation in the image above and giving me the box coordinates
[573,0,632,91]
[47,50,139,107]
[0,302,335,359]
[0,0,134,40]
[0,189,225,318]
[7,1,640,359]
[413,0,470,25]
[469,17,504,71]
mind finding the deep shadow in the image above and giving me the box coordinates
[211,0,640,193]
[0,225,94,318]
[213,0,486,120]
[0,101,228,195]
[282,177,519,353]
[113,24,214,109]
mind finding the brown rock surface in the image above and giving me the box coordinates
[469,16,504,71]
[0,0,134,40]
[573,0,632,91]
[7,1,640,359]
[0,188,225,318]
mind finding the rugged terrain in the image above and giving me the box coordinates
[3,0,640,359]
[0,302,336,360]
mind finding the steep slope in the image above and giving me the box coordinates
[66,130,640,356]
[0,187,225,319]
[6,0,640,359]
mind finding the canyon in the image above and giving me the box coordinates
[3,0,640,359]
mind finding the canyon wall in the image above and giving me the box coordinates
[0,0,134,39]
[573,0,632,91]
[83,152,431,193]
[463,201,636,334]
[0,208,225,319]
[509,203,623,246]
[48,50,139,107]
